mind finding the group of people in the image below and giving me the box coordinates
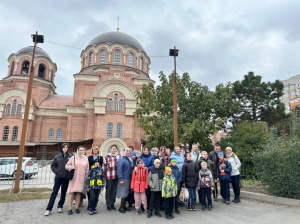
[44,143,241,220]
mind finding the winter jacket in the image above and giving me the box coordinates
[88,155,103,170]
[208,150,219,179]
[86,166,105,189]
[191,150,201,163]
[51,152,72,178]
[117,156,133,181]
[196,157,213,171]
[182,160,199,188]
[148,167,164,192]
[217,159,232,181]
[170,165,182,190]
[131,166,148,193]
[170,151,185,171]
[162,174,178,198]
[139,153,155,171]
[197,169,214,188]
[103,153,121,180]
[226,153,241,176]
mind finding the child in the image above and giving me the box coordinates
[131,151,137,169]
[86,159,105,215]
[147,159,164,218]
[162,167,177,220]
[217,152,232,205]
[131,159,148,214]
[197,161,214,211]
[170,158,182,214]
[182,152,199,211]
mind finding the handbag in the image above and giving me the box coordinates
[65,156,75,180]
[179,186,189,202]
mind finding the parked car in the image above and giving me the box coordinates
[0,157,39,179]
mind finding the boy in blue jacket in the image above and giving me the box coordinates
[170,158,182,214]
[216,152,232,205]
[86,159,105,215]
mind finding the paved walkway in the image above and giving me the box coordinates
[1,196,299,224]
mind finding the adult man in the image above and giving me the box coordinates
[208,143,222,200]
[103,145,121,211]
[45,143,72,216]
[190,144,201,163]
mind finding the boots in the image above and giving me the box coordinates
[165,214,172,220]
[147,210,152,218]
[208,205,212,211]
[175,207,181,214]
[119,198,126,213]
[155,210,162,217]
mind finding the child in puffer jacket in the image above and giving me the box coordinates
[86,159,105,215]
[131,159,148,214]
[162,167,177,220]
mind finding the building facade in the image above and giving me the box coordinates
[280,74,300,113]
[0,31,154,158]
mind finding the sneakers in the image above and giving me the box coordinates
[89,210,94,215]
[170,213,174,219]
[188,204,192,211]
[147,211,152,218]
[107,206,111,211]
[119,208,126,213]
[68,210,73,215]
[44,210,50,216]
[136,209,140,215]
[192,204,196,211]
[93,210,97,214]
[111,205,116,211]
[226,201,230,205]
[202,206,206,211]
[155,210,162,217]
[208,205,212,211]
[75,208,80,214]
[57,208,62,213]
[165,215,172,220]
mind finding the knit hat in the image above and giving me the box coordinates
[170,158,177,163]
[217,152,224,157]
[94,158,100,164]
[165,166,172,174]
[154,159,160,165]
[201,161,207,166]
[131,151,136,156]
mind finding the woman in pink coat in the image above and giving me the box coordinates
[66,146,89,215]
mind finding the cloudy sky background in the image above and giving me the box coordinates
[0,0,299,95]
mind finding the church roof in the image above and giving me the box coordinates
[87,31,145,52]
[15,46,52,60]
[39,94,73,109]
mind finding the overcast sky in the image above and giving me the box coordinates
[0,0,300,95]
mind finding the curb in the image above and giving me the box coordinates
[230,189,300,207]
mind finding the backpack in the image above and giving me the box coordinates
[179,186,189,202]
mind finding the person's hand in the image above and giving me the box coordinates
[216,178,219,182]
[197,186,200,190]
[221,170,224,173]
[87,188,90,192]
[70,165,76,170]
[120,180,124,186]
[152,186,155,189]
[134,167,138,172]
[211,187,214,191]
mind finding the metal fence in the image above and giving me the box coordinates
[0,160,55,190]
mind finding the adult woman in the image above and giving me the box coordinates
[226,147,241,203]
[65,146,89,215]
[180,147,186,158]
[117,148,133,213]
[159,146,166,160]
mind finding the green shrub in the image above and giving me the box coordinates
[252,136,300,199]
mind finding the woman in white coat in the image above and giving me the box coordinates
[226,147,241,203]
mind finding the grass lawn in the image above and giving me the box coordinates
[0,188,51,203]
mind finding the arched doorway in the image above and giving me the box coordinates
[99,137,127,157]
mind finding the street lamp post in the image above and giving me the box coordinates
[13,32,44,193]
[169,46,179,147]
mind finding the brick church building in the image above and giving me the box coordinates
[0,31,154,159]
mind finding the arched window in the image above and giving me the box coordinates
[117,123,122,138]
[48,128,54,141]
[100,50,106,64]
[10,61,15,76]
[89,52,93,66]
[21,61,30,75]
[114,50,120,65]
[12,126,18,141]
[57,129,62,141]
[38,64,45,78]
[6,104,11,116]
[12,99,17,116]
[140,57,143,71]
[107,123,113,138]
[114,94,118,112]
[128,53,133,68]
[3,126,9,141]
[108,99,112,112]
[17,104,22,116]
[119,99,124,112]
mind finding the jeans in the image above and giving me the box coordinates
[220,180,230,201]
[164,197,175,216]
[89,189,101,210]
[46,178,69,211]
[149,191,161,212]
[200,188,212,206]
[105,179,118,207]
[187,187,196,204]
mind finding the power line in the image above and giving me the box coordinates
[177,63,185,73]
[45,41,82,50]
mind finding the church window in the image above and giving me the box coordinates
[117,123,122,138]
[6,104,11,115]
[128,53,133,68]
[12,126,18,141]
[100,50,106,64]
[10,61,15,76]
[89,52,93,66]
[119,99,124,112]
[114,50,120,65]
[114,94,118,112]
[140,57,143,71]
[21,61,30,75]
[38,64,45,78]
[12,99,17,116]
[48,128,54,141]
[107,123,113,138]
[57,129,62,141]
[3,126,9,141]
[17,105,22,116]
[108,99,112,111]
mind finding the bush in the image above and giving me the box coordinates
[252,135,300,199]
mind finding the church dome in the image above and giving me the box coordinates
[15,46,52,60]
[87,31,145,52]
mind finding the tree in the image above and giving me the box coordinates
[232,72,286,126]
[135,72,235,149]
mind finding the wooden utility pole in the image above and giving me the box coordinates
[173,46,178,146]
[13,32,43,193]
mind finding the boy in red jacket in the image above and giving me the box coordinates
[131,159,148,214]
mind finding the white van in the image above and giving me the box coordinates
[0,157,39,179]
